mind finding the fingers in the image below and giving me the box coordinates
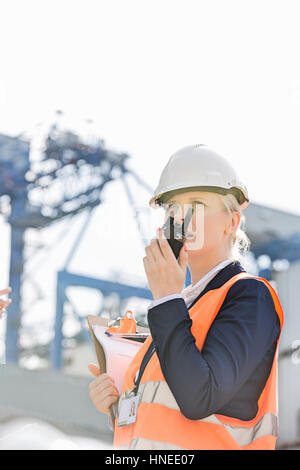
[0,287,12,296]
[89,372,118,393]
[143,230,176,276]
[156,228,175,261]
[88,363,101,377]
[0,288,12,317]
[89,389,119,414]
[89,373,119,414]
[145,240,157,264]
[142,256,151,273]
[89,375,119,396]
[0,299,12,308]
[99,395,119,414]
[145,234,169,263]
[95,393,119,414]
[0,299,12,318]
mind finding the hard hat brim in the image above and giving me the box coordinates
[149,185,249,210]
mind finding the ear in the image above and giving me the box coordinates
[226,211,240,235]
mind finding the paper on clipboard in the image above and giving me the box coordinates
[87,315,150,394]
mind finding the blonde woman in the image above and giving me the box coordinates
[89,145,284,450]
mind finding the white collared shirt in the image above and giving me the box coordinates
[147,258,234,311]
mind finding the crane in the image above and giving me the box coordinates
[0,117,154,365]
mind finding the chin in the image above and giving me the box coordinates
[185,239,206,251]
[185,247,205,254]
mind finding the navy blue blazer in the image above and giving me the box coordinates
[147,261,281,421]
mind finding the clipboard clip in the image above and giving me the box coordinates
[105,310,137,334]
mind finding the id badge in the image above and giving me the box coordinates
[117,394,140,427]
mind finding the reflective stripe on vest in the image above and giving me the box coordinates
[116,381,278,449]
[113,273,284,450]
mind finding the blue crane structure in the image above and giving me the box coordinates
[1,128,300,369]
[0,125,155,366]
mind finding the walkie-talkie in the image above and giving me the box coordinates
[161,205,194,259]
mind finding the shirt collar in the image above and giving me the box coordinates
[185,260,247,309]
[183,258,233,293]
[182,258,234,307]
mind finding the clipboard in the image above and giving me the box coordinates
[87,314,149,425]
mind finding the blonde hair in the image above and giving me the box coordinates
[219,193,251,263]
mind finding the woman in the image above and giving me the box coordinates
[88,145,284,450]
[0,287,11,319]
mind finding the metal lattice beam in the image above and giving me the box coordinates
[0,129,149,364]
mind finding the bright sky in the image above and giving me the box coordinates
[1,0,300,361]
[1,0,300,213]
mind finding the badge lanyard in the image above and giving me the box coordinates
[117,340,156,427]
[132,340,156,395]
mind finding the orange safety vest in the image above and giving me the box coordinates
[113,272,284,450]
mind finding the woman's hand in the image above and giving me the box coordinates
[143,228,188,300]
[88,363,120,415]
[0,287,12,319]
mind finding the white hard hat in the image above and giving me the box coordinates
[149,144,249,210]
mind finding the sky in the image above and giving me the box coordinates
[1,0,300,215]
[1,0,300,362]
